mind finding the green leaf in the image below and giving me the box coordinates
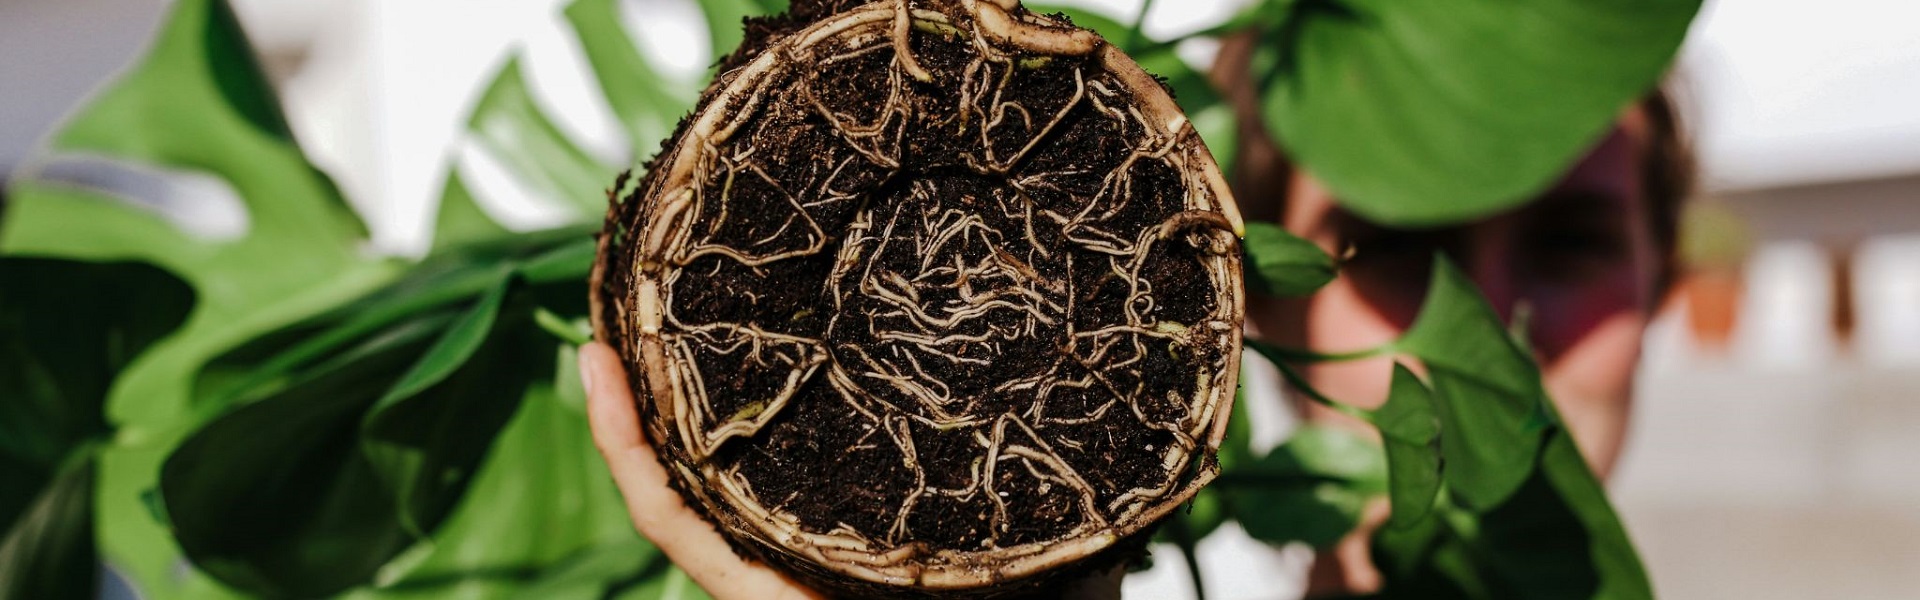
[1230,427,1384,549]
[160,313,454,597]
[1241,221,1336,296]
[1376,363,1440,529]
[563,0,695,160]
[0,259,193,510]
[506,539,659,600]
[430,173,514,256]
[0,2,398,589]
[613,568,713,600]
[468,58,611,219]
[356,367,647,600]
[362,277,537,537]
[1256,0,1701,226]
[0,257,198,600]
[695,0,787,61]
[0,457,96,600]
[1528,426,1652,598]
[1395,257,1546,511]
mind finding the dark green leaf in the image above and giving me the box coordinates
[1371,429,1651,599]
[1241,221,1336,296]
[0,259,193,504]
[563,0,695,160]
[515,237,597,285]
[362,278,538,536]
[1530,429,1653,598]
[0,457,97,600]
[468,58,610,219]
[161,314,451,597]
[1231,427,1384,548]
[363,363,647,600]
[1376,363,1440,529]
[1256,0,1701,226]
[1395,257,1545,511]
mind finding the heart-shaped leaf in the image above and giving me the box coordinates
[1242,221,1336,296]
[1256,0,1701,226]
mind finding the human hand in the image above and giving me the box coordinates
[580,342,827,600]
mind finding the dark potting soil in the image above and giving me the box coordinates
[622,4,1233,566]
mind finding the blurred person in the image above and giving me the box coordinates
[576,41,1691,600]
[1212,34,1694,595]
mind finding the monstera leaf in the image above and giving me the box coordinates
[1252,0,1701,225]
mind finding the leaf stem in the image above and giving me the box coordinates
[1124,0,1157,52]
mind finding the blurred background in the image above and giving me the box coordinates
[4,0,1917,598]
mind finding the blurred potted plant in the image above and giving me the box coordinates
[1677,200,1752,352]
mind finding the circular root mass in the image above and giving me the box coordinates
[592,1,1244,595]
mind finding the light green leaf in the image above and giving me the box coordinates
[431,173,515,256]
[468,58,610,219]
[0,457,96,600]
[1242,221,1336,296]
[1395,257,1545,511]
[564,0,695,160]
[613,567,713,600]
[695,0,787,61]
[1256,0,1701,226]
[505,539,659,600]
[1376,363,1440,529]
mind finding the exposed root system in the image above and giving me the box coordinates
[592,1,1244,595]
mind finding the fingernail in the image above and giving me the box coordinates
[577,346,598,392]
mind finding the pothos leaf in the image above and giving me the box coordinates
[1241,221,1336,296]
[1256,0,1701,226]
[1376,363,1440,529]
[1395,257,1547,511]
[1231,427,1385,549]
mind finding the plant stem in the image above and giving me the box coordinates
[1167,515,1208,600]
[1124,0,1157,52]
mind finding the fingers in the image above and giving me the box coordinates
[578,342,824,600]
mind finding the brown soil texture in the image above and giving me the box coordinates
[595,2,1240,596]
